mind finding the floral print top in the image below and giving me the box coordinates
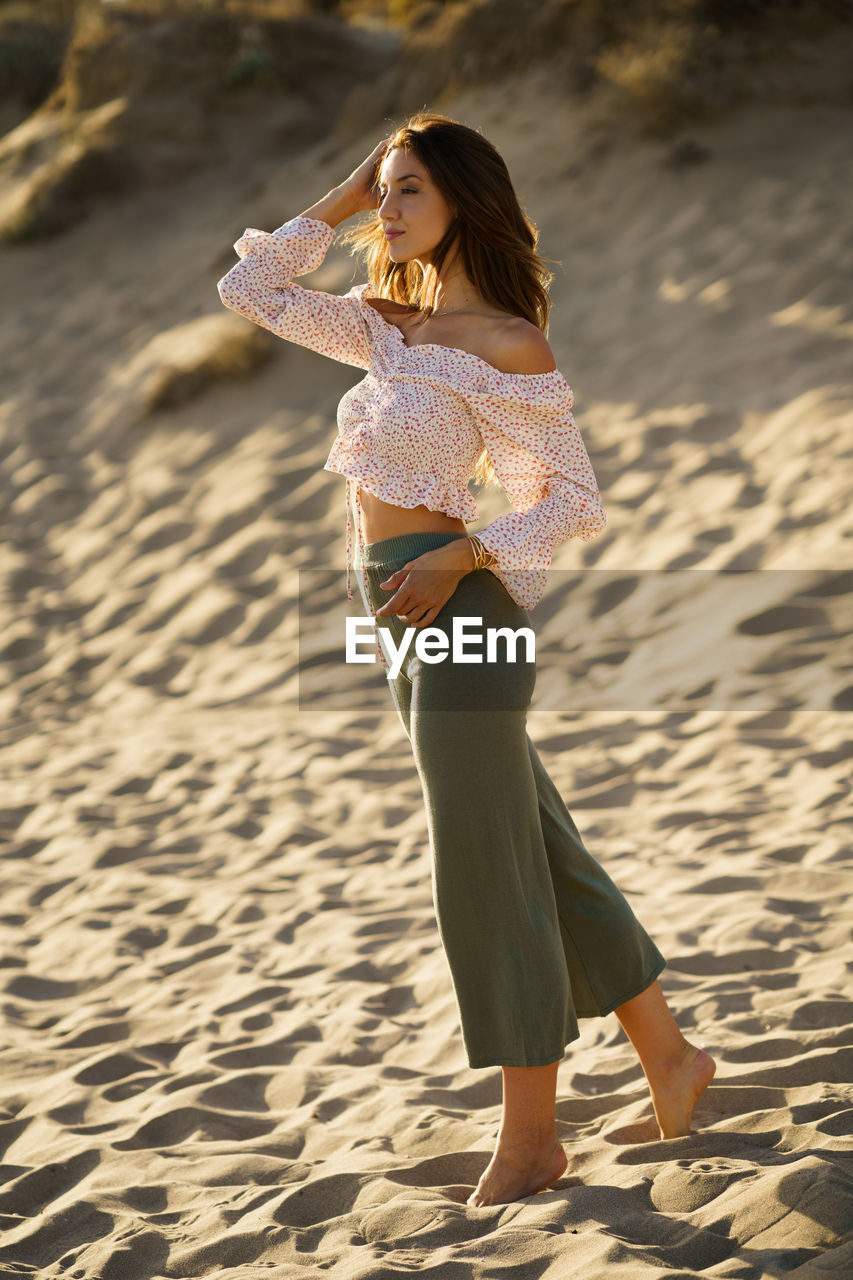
[217,215,607,668]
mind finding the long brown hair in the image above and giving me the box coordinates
[336,111,558,489]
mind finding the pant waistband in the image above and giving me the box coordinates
[360,530,469,566]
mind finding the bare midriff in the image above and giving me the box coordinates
[357,485,467,545]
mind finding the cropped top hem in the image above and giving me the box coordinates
[323,451,479,524]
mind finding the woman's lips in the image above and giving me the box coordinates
[385,231,404,240]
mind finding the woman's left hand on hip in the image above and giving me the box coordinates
[375,541,473,628]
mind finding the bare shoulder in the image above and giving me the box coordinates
[487,316,557,375]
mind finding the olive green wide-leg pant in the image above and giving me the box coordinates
[357,530,665,1070]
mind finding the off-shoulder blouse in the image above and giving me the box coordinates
[217,215,607,666]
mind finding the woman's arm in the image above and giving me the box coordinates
[297,183,361,229]
[470,376,607,610]
[298,139,388,228]
[217,213,371,369]
[217,141,389,370]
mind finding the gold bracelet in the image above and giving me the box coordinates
[467,534,497,571]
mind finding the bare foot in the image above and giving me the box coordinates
[467,1138,568,1207]
[649,1045,716,1139]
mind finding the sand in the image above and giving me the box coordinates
[0,53,851,1280]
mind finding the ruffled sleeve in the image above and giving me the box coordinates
[216,215,371,370]
[469,370,607,609]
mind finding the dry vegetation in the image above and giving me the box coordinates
[0,0,849,240]
[2,0,849,130]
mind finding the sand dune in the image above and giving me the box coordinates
[0,30,851,1280]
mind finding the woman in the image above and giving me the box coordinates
[217,111,715,1208]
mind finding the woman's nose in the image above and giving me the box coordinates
[378,192,398,219]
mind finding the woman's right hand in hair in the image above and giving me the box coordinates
[341,138,392,213]
[298,138,391,227]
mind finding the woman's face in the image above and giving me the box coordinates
[376,146,455,264]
